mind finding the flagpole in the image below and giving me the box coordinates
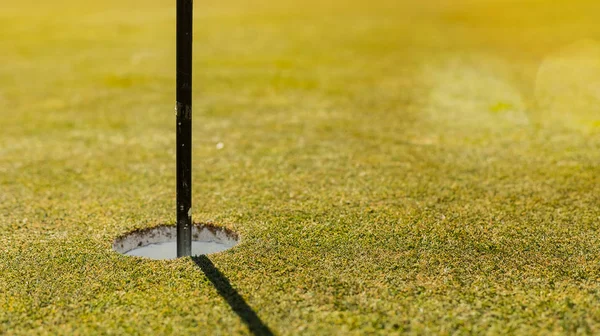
[176,0,193,257]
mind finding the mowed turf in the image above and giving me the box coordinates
[1,0,600,334]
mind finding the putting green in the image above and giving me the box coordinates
[1,0,600,334]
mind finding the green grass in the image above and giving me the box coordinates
[2,0,600,334]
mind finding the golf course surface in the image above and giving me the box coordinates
[2,0,600,334]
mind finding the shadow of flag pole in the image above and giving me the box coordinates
[176,0,193,257]
[193,256,275,335]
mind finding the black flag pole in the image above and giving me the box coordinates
[176,0,193,257]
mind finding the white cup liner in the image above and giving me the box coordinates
[113,224,239,260]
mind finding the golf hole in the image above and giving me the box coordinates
[113,224,239,260]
